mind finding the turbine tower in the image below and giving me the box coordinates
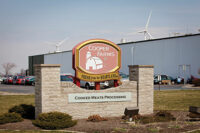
[138,11,153,40]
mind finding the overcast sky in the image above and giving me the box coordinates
[0,0,200,74]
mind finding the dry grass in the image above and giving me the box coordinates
[0,90,200,115]
[0,90,200,133]
[0,95,34,115]
[154,90,200,111]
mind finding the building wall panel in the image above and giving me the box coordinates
[119,35,200,78]
[30,34,200,79]
[44,52,74,75]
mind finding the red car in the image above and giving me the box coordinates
[6,76,13,84]
[13,75,25,85]
[20,76,28,85]
[60,74,74,82]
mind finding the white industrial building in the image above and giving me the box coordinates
[29,34,200,80]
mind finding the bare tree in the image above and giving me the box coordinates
[2,62,16,76]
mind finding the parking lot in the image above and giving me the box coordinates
[0,83,200,95]
[0,84,34,94]
[154,84,185,90]
[155,84,200,90]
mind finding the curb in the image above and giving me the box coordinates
[0,129,86,133]
[182,129,200,133]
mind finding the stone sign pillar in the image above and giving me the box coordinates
[129,65,154,114]
[34,64,61,118]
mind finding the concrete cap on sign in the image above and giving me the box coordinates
[34,64,61,67]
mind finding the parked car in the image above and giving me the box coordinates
[167,76,176,84]
[20,76,27,85]
[2,77,7,84]
[80,80,109,90]
[0,76,3,84]
[120,72,129,81]
[154,75,159,84]
[60,74,74,82]
[109,72,129,87]
[174,77,184,84]
[187,75,200,84]
[119,72,129,85]
[12,75,25,85]
[6,76,13,84]
[25,76,35,85]
[154,75,171,85]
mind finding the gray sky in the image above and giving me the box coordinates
[0,0,200,74]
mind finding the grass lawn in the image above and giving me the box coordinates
[0,90,200,133]
[0,95,34,115]
[0,90,200,115]
[154,90,200,111]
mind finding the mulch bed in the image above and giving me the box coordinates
[0,111,200,133]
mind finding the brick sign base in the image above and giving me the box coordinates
[34,64,154,119]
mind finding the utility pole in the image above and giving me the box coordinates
[131,46,135,65]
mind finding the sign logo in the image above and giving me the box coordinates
[86,51,103,71]
[73,39,121,82]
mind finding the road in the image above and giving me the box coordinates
[154,84,200,90]
[0,84,34,94]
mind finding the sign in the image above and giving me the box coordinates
[73,39,121,82]
[68,92,132,103]
[76,70,119,82]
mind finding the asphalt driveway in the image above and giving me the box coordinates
[0,84,34,94]
[0,83,199,95]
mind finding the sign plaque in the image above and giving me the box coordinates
[68,92,132,103]
[73,39,121,89]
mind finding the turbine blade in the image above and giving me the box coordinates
[145,11,152,30]
[57,37,69,46]
[138,30,146,33]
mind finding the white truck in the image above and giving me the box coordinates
[80,80,109,89]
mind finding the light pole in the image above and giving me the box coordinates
[131,46,135,65]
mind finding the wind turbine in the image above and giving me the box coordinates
[46,37,69,53]
[138,11,153,40]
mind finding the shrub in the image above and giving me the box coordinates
[155,111,176,122]
[134,115,154,124]
[0,113,23,124]
[9,104,35,119]
[132,114,142,121]
[132,111,175,124]
[87,115,108,122]
[32,112,77,129]
[188,112,200,118]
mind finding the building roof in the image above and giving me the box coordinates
[117,33,200,46]
[30,33,200,57]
